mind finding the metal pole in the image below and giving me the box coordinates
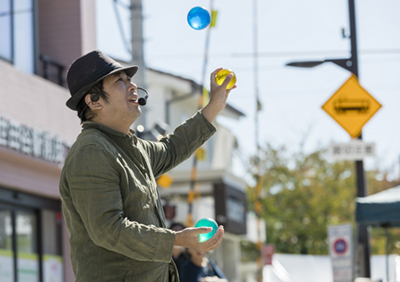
[33,0,40,76]
[10,0,14,65]
[11,210,17,282]
[348,0,371,277]
[253,0,263,281]
[37,210,43,282]
[130,0,147,128]
[385,227,389,282]
[253,0,260,151]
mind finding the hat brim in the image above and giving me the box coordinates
[66,65,138,111]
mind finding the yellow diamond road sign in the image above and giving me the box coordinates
[322,74,382,138]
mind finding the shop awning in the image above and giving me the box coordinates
[356,185,400,227]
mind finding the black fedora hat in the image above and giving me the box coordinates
[66,50,138,110]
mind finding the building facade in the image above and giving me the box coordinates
[0,0,98,281]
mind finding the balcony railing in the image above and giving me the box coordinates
[39,54,65,87]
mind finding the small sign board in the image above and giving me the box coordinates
[322,74,382,138]
[329,140,375,161]
[262,244,275,265]
[328,223,353,282]
[214,183,247,235]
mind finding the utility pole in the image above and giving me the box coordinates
[130,0,147,128]
[253,0,263,281]
[286,0,371,277]
[348,0,371,277]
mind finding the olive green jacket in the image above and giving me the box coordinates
[59,112,216,282]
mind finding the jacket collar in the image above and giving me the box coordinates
[82,121,137,143]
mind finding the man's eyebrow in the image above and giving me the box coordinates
[111,71,122,78]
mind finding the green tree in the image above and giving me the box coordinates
[246,143,400,256]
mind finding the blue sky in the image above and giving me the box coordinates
[97,0,400,181]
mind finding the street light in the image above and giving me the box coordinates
[286,0,371,279]
[286,58,355,72]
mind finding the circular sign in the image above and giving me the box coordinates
[333,238,347,255]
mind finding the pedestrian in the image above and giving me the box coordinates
[169,222,189,277]
[59,50,236,282]
[180,247,229,282]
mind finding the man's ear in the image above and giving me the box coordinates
[84,94,92,105]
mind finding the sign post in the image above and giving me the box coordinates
[322,72,382,278]
[287,1,381,277]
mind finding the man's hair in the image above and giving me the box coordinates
[76,80,109,123]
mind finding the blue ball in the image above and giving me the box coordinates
[195,218,218,242]
[187,6,211,30]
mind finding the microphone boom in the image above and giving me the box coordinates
[137,87,148,106]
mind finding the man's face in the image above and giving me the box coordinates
[101,71,141,126]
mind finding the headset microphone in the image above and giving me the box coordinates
[137,87,149,106]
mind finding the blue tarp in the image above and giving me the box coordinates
[355,185,400,227]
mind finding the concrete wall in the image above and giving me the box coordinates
[0,60,80,145]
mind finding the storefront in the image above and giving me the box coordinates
[0,187,63,282]
[0,112,73,282]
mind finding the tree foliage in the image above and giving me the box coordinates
[246,143,400,256]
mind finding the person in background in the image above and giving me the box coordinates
[169,222,188,276]
[180,247,229,282]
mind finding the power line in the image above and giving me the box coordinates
[147,57,400,77]
[233,49,400,58]
[147,49,400,59]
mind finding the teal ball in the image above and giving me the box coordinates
[195,218,218,242]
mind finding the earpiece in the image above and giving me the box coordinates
[90,93,99,102]
[78,93,99,119]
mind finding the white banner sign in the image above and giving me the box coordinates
[328,223,353,282]
[0,115,70,163]
[329,141,375,161]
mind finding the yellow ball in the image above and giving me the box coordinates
[215,69,236,89]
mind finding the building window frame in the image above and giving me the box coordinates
[0,186,62,282]
[0,0,38,74]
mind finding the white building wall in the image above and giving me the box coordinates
[0,59,81,146]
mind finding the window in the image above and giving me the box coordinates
[0,209,13,281]
[16,210,39,282]
[0,0,35,74]
[0,1,12,61]
[0,187,63,282]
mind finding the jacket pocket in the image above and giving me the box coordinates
[124,270,134,282]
